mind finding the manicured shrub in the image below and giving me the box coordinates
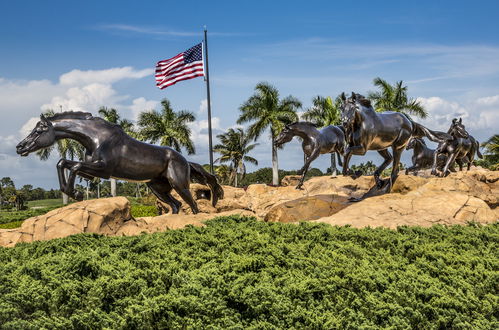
[0,217,496,328]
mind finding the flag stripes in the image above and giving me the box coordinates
[155,43,204,89]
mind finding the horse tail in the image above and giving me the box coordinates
[411,121,452,143]
[188,162,224,207]
[475,140,483,159]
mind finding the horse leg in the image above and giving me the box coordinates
[296,149,320,189]
[147,179,180,214]
[405,164,420,176]
[61,159,109,200]
[166,159,199,214]
[56,159,70,194]
[441,153,458,177]
[374,149,393,186]
[455,158,464,171]
[390,147,403,185]
[342,150,353,176]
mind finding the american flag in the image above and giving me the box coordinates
[155,43,204,89]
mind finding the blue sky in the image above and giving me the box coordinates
[1,0,498,189]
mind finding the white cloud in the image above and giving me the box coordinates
[59,67,153,86]
[19,117,40,137]
[129,97,158,120]
[476,95,499,106]
[417,96,499,141]
[198,99,208,114]
[42,83,126,112]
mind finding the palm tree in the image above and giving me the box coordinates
[302,95,342,175]
[214,165,232,185]
[98,106,138,196]
[137,99,196,154]
[238,82,301,185]
[36,109,86,204]
[214,128,258,187]
[481,134,499,170]
[367,77,428,118]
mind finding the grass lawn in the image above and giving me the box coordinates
[27,198,64,208]
[0,199,64,228]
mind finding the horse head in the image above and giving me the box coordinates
[16,114,56,156]
[274,123,295,147]
[448,118,469,139]
[340,92,363,139]
[406,137,425,150]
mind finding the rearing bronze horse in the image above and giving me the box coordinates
[341,93,451,197]
[16,112,223,214]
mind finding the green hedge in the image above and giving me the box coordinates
[0,217,497,329]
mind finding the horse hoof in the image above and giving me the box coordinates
[295,185,303,190]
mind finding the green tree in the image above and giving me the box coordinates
[481,134,499,170]
[214,165,232,185]
[214,128,258,187]
[36,109,85,204]
[302,95,342,175]
[367,77,428,118]
[137,99,196,154]
[238,82,301,185]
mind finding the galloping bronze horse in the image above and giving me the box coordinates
[405,137,450,175]
[431,118,482,176]
[274,122,345,189]
[16,112,223,214]
[340,93,451,197]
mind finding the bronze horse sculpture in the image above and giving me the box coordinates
[405,137,450,175]
[274,122,345,189]
[431,118,482,177]
[340,92,451,199]
[16,112,223,214]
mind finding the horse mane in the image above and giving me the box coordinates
[47,111,93,121]
[289,121,318,128]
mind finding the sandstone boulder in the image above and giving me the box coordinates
[0,197,131,247]
[314,190,497,229]
[264,194,350,223]
[280,175,301,187]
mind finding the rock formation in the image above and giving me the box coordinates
[0,169,497,247]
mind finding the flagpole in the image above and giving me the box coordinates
[204,26,214,174]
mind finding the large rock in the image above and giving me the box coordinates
[0,197,131,247]
[280,175,301,187]
[264,194,350,223]
[314,190,497,229]
[0,198,256,247]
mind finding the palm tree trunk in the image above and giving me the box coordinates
[272,135,279,185]
[62,192,69,205]
[97,181,100,199]
[62,168,69,204]
[110,178,117,197]
[330,153,337,177]
[86,180,89,200]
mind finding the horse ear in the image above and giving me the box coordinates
[340,92,346,101]
[458,117,462,124]
[40,114,52,126]
[351,92,356,100]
